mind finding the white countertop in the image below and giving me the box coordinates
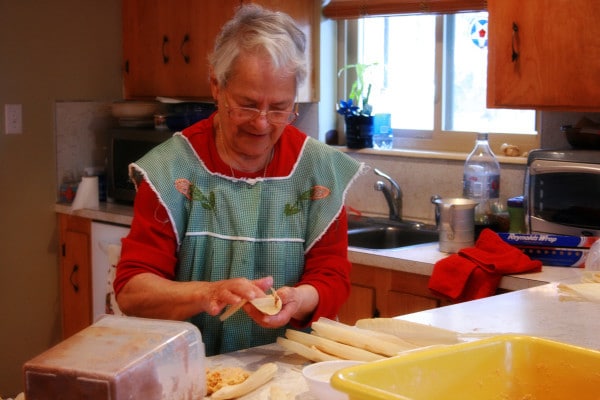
[399,282,600,351]
[207,279,600,399]
[348,242,586,291]
[54,203,587,291]
[55,202,134,226]
[206,344,314,400]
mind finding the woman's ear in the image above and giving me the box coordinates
[209,68,220,102]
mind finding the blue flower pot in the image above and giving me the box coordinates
[345,115,374,149]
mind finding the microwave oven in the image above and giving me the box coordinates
[108,128,173,203]
[525,149,600,236]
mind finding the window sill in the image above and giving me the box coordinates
[334,146,528,166]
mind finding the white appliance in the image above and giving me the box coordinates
[91,221,130,321]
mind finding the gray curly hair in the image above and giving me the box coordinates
[209,4,307,90]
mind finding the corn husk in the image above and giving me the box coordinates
[210,362,277,400]
[355,318,460,347]
[311,318,418,356]
[284,329,385,362]
[276,337,339,362]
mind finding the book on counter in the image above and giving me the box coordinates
[497,232,599,268]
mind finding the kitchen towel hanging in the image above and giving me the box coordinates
[428,228,542,302]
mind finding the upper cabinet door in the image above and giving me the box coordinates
[122,0,239,100]
[487,0,600,111]
[123,0,319,102]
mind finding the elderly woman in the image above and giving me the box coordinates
[114,4,364,356]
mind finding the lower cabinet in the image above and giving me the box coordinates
[58,214,92,339]
[337,263,453,325]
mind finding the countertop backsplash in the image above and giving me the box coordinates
[55,101,114,199]
[344,152,526,224]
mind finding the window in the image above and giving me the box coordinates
[339,12,539,153]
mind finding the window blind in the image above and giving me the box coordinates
[322,0,487,19]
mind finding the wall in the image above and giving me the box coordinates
[344,111,600,222]
[0,1,122,395]
[345,152,526,222]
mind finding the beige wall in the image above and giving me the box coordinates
[0,0,122,394]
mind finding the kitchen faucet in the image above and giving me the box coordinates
[374,168,403,221]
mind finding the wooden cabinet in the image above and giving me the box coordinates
[337,264,380,324]
[338,264,452,325]
[122,0,239,100]
[487,0,600,111]
[58,214,92,339]
[122,0,319,102]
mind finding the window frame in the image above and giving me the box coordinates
[336,17,541,154]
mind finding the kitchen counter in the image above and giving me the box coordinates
[348,242,585,291]
[207,280,600,399]
[401,282,600,351]
[206,343,314,399]
[55,204,597,398]
[55,202,133,226]
[54,203,585,292]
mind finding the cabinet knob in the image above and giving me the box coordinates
[69,264,79,293]
[180,34,190,64]
[162,35,170,64]
[511,22,520,62]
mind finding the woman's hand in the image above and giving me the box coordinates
[244,284,318,328]
[205,276,274,316]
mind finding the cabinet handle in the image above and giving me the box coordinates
[162,35,170,64]
[511,22,520,62]
[69,264,79,293]
[180,34,190,64]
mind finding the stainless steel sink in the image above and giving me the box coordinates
[348,217,438,249]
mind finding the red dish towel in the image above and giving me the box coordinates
[429,229,542,302]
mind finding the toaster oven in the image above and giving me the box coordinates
[108,128,173,204]
[525,149,600,236]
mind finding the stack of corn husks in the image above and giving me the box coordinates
[277,317,461,362]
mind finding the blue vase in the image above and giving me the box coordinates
[345,115,374,149]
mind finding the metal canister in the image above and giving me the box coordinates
[507,195,526,233]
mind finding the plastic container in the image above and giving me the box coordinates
[585,239,600,270]
[372,113,393,149]
[332,335,600,400]
[23,315,206,400]
[463,133,501,225]
[303,360,364,400]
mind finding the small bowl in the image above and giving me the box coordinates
[562,125,600,149]
[111,101,161,119]
[302,360,364,400]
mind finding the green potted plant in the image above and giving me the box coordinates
[337,62,378,149]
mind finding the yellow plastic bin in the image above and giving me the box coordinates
[331,334,600,400]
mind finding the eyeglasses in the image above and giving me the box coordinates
[223,102,299,126]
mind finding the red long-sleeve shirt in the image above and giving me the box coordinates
[114,116,352,325]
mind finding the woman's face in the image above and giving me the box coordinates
[211,51,297,160]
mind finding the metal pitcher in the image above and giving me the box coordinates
[431,196,478,253]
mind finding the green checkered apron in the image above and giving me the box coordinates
[132,134,362,355]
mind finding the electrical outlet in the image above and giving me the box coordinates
[5,103,23,134]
